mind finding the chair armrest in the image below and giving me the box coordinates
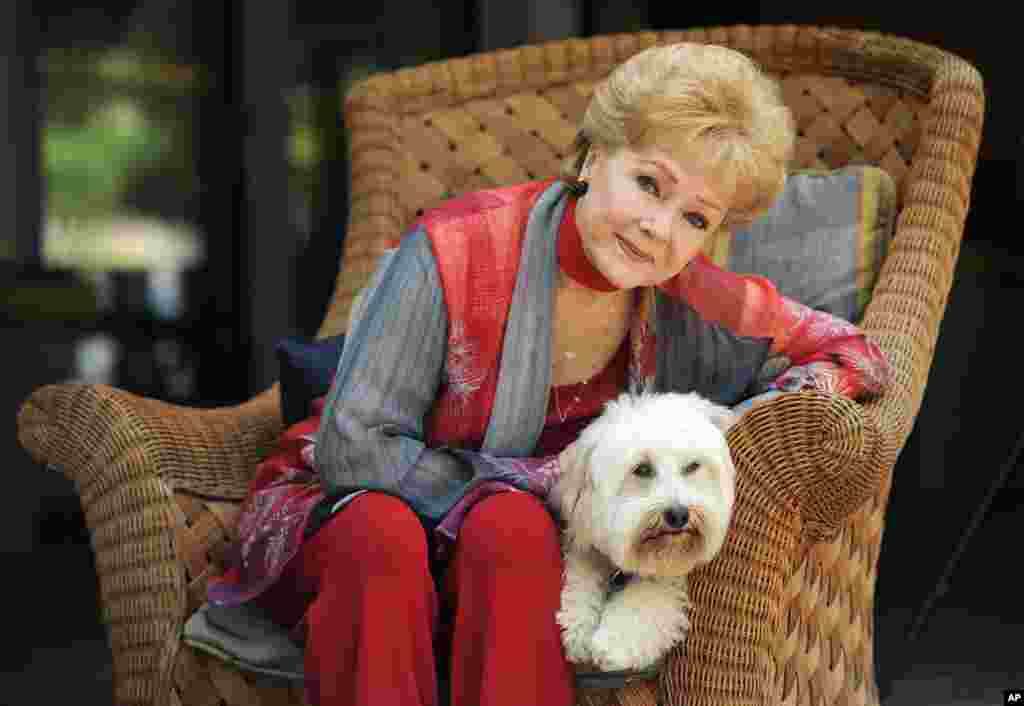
[656,390,884,705]
[17,382,283,500]
[16,383,283,705]
[727,390,886,544]
[15,382,282,705]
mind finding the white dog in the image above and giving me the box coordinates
[548,391,738,672]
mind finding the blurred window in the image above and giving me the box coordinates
[41,48,204,289]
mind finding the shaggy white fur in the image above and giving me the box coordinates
[548,391,738,671]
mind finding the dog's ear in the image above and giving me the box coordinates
[682,393,739,434]
[549,440,590,516]
[548,438,596,548]
[705,403,739,435]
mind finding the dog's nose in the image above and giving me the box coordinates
[663,506,689,530]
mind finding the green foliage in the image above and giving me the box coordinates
[45,99,172,219]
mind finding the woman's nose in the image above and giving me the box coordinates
[641,207,674,242]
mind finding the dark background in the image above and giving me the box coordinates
[3,1,1020,703]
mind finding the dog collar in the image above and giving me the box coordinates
[608,570,634,596]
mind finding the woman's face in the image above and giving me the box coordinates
[574,143,730,289]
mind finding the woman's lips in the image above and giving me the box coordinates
[615,234,654,264]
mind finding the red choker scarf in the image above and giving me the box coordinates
[557,195,620,292]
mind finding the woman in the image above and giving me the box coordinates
[207,43,892,706]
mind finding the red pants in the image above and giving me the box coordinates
[250,491,576,706]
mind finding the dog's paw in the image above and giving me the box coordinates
[557,549,613,664]
[557,605,600,664]
[559,621,595,664]
[589,624,662,672]
[588,576,689,671]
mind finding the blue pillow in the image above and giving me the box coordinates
[703,166,897,324]
[275,334,346,427]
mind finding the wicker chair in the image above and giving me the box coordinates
[17,25,983,706]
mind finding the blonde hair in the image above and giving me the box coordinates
[562,43,795,230]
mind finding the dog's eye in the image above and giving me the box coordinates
[683,461,701,475]
[632,462,655,478]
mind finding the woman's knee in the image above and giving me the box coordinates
[313,492,430,575]
[458,491,561,568]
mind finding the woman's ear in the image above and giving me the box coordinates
[579,146,601,181]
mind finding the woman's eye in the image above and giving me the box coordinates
[636,175,660,197]
[683,461,701,475]
[632,462,655,478]
[684,212,709,230]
